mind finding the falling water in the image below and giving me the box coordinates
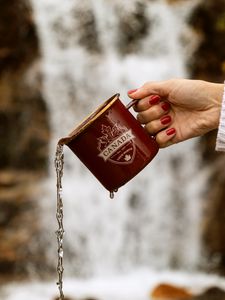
[54,143,65,299]
[31,0,205,278]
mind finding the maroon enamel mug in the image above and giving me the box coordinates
[59,93,159,192]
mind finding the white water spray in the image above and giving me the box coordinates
[31,0,204,277]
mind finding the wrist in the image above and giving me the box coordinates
[216,83,225,151]
[209,83,224,130]
[214,83,224,105]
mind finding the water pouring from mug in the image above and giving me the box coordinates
[54,143,65,300]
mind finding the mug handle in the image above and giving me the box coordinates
[126,98,157,141]
[126,99,139,110]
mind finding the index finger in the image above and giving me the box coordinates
[128,80,170,99]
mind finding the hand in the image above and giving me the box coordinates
[128,79,224,148]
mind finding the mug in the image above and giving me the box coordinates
[59,93,159,192]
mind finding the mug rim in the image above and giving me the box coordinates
[59,93,120,145]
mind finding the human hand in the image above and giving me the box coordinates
[128,79,224,148]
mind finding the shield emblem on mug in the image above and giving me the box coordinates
[97,123,136,165]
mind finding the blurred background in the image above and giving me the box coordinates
[0,0,225,299]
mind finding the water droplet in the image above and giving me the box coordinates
[110,188,118,199]
[59,248,64,258]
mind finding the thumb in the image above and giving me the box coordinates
[127,80,170,99]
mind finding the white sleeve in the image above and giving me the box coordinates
[216,83,225,151]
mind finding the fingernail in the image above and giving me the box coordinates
[149,95,160,105]
[128,89,138,95]
[161,102,170,111]
[166,128,176,136]
[160,115,171,125]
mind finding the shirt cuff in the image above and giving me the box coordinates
[216,82,225,151]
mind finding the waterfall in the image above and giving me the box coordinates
[31,0,204,277]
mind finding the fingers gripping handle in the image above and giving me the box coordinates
[126,99,139,110]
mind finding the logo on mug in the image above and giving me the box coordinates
[97,123,136,164]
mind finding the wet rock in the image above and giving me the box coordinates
[53,297,75,300]
[74,6,101,54]
[189,0,225,82]
[0,74,50,171]
[0,0,50,172]
[151,283,192,299]
[53,297,98,300]
[0,170,46,280]
[189,0,225,274]
[166,0,188,4]
[52,2,101,53]
[192,287,225,300]
[201,154,225,273]
[0,0,39,75]
[151,284,225,300]
[0,0,50,281]
[117,2,150,55]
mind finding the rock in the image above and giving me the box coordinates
[192,287,225,300]
[52,2,101,53]
[189,0,225,82]
[0,73,50,171]
[0,170,47,280]
[53,297,74,300]
[0,0,39,75]
[117,1,150,55]
[151,283,192,299]
[0,0,50,281]
[53,287,225,300]
[53,297,98,300]
[73,4,101,54]
[189,0,225,274]
[0,0,50,172]
[166,0,188,4]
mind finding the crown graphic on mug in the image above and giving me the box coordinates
[59,93,159,192]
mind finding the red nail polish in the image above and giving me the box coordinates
[128,89,138,95]
[161,102,170,111]
[166,128,176,136]
[149,95,160,105]
[160,115,171,125]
